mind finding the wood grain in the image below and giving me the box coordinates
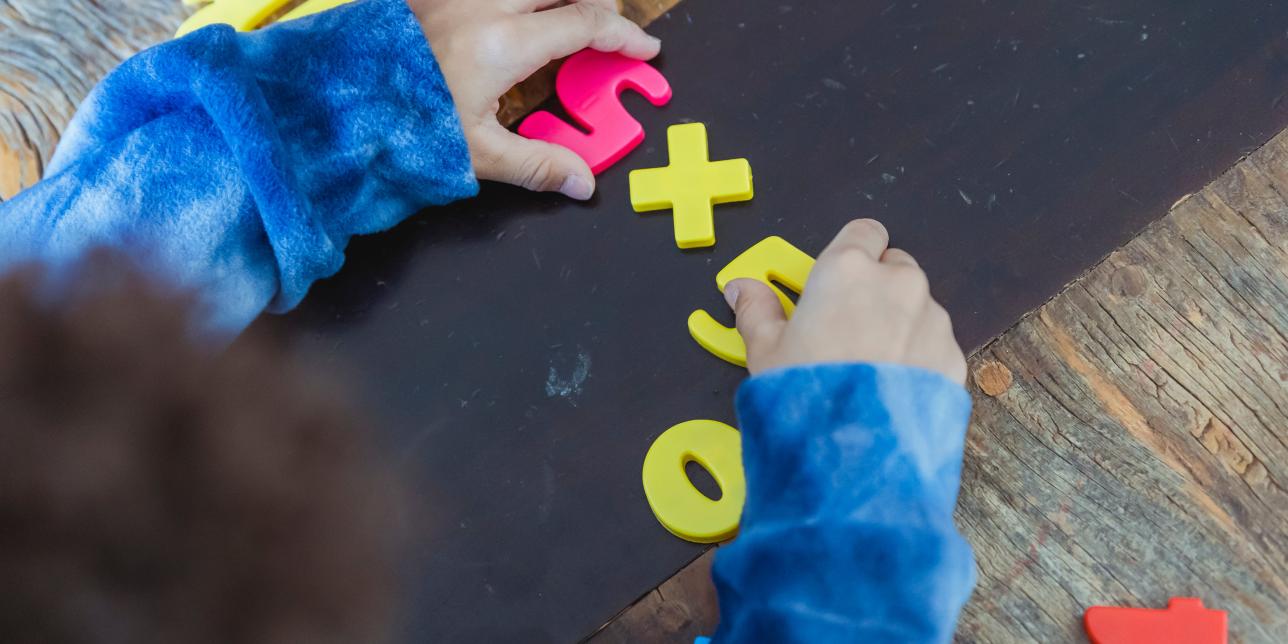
[589,130,1288,643]
[0,0,187,198]
[956,129,1288,643]
[588,548,719,644]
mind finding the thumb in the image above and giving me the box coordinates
[725,278,787,356]
[475,126,596,199]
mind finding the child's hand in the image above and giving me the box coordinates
[725,219,968,383]
[409,0,661,200]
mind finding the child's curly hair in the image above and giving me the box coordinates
[0,257,402,644]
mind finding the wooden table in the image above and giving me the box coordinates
[4,1,1286,641]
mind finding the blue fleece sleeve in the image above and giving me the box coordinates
[0,0,477,334]
[711,363,976,644]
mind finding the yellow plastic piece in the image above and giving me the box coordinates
[689,236,816,367]
[687,310,748,367]
[629,123,753,249]
[641,420,745,543]
[177,0,291,36]
[176,0,353,37]
[282,0,351,21]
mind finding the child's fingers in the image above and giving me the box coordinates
[819,218,890,263]
[566,0,621,13]
[911,304,968,384]
[881,247,919,267]
[474,126,596,199]
[726,279,787,358]
[516,2,661,64]
[505,0,618,14]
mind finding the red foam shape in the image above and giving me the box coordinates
[518,49,672,175]
[1084,597,1227,644]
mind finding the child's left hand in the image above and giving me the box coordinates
[408,0,661,200]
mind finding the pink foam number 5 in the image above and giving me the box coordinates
[518,49,673,175]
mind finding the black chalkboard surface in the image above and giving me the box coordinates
[258,1,1288,641]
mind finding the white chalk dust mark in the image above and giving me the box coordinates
[545,349,591,405]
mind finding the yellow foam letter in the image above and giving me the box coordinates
[688,236,815,367]
[641,420,745,543]
[177,0,353,37]
[282,0,351,21]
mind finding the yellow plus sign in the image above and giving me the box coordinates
[629,123,754,249]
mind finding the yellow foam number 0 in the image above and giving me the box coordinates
[688,236,815,367]
[177,0,353,37]
[641,419,746,543]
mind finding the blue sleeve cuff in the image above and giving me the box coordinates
[232,0,480,242]
[735,363,972,519]
[711,363,976,643]
[174,0,480,313]
[4,0,477,335]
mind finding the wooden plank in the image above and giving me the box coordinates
[588,549,718,643]
[592,130,1288,642]
[0,0,187,198]
[957,126,1288,643]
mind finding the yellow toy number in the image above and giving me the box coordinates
[641,419,746,544]
[177,0,353,37]
[689,236,815,367]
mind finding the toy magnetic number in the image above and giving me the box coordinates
[176,0,352,37]
[519,49,673,175]
[641,419,745,543]
[689,237,815,367]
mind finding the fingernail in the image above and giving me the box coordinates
[648,35,662,48]
[559,175,594,201]
[723,282,740,309]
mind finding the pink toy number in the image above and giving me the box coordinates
[518,49,673,175]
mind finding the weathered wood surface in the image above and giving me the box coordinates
[5,1,1286,642]
[589,132,1288,643]
[956,132,1288,642]
[0,0,187,198]
[589,547,719,643]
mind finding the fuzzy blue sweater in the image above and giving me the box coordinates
[718,364,975,642]
[0,0,477,333]
[0,0,975,641]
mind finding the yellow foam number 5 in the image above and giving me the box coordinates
[641,419,746,543]
[176,0,353,37]
[688,236,815,367]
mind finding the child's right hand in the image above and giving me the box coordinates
[408,0,661,200]
[724,219,968,384]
